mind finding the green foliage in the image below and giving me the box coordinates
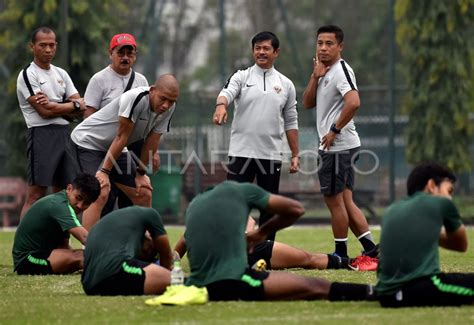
[0,228,473,323]
[395,0,474,172]
[0,0,129,176]
[192,0,394,91]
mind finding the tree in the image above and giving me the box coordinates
[0,0,129,176]
[395,0,474,172]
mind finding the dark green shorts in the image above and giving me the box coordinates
[16,251,54,275]
[84,259,150,296]
[248,240,274,269]
[378,273,474,307]
[205,268,270,301]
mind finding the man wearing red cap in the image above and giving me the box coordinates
[84,33,148,117]
[83,33,150,217]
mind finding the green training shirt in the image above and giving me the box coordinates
[81,207,166,292]
[185,181,270,287]
[376,192,463,295]
[12,191,82,270]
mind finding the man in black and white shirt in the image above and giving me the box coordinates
[302,25,377,262]
[71,74,179,230]
[212,31,299,241]
[16,26,86,218]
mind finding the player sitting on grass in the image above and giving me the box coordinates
[376,161,474,307]
[12,173,100,275]
[81,206,173,296]
[160,181,375,303]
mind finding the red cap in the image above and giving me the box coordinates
[109,33,137,51]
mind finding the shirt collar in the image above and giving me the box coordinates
[253,64,274,76]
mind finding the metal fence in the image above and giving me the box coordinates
[160,86,410,204]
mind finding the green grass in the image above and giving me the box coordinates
[0,227,473,324]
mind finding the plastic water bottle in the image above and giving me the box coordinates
[170,260,184,286]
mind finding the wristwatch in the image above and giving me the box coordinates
[72,100,81,113]
[330,123,341,134]
[136,166,147,176]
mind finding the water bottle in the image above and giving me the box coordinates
[170,260,184,286]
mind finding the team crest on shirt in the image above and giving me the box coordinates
[57,79,64,86]
[324,78,329,87]
[274,86,282,94]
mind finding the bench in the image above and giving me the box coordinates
[181,162,377,222]
[0,177,27,227]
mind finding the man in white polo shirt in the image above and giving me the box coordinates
[84,33,150,214]
[16,26,86,218]
[84,33,148,117]
[71,74,179,230]
[302,25,377,267]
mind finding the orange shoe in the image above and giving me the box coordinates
[349,255,378,271]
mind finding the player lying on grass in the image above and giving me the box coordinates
[173,216,378,272]
[12,173,100,275]
[376,161,474,307]
[180,181,375,301]
[81,206,173,296]
[245,217,378,271]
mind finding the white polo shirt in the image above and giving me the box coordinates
[16,62,78,128]
[84,66,148,110]
[71,86,174,152]
[315,59,360,152]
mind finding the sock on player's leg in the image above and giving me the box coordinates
[326,254,351,269]
[358,231,376,254]
[328,282,376,301]
[334,238,348,258]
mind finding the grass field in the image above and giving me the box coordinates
[0,227,473,324]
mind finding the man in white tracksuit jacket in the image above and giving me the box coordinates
[212,31,299,241]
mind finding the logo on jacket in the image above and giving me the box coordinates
[274,86,282,94]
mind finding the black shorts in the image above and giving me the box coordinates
[205,268,270,301]
[15,251,54,275]
[227,157,281,194]
[75,146,136,188]
[27,125,79,187]
[317,147,359,196]
[227,156,281,241]
[378,273,474,307]
[84,259,150,296]
[248,240,274,270]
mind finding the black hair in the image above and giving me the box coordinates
[31,26,55,43]
[71,173,101,205]
[251,31,279,50]
[317,25,344,43]
[406,161,457,196]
